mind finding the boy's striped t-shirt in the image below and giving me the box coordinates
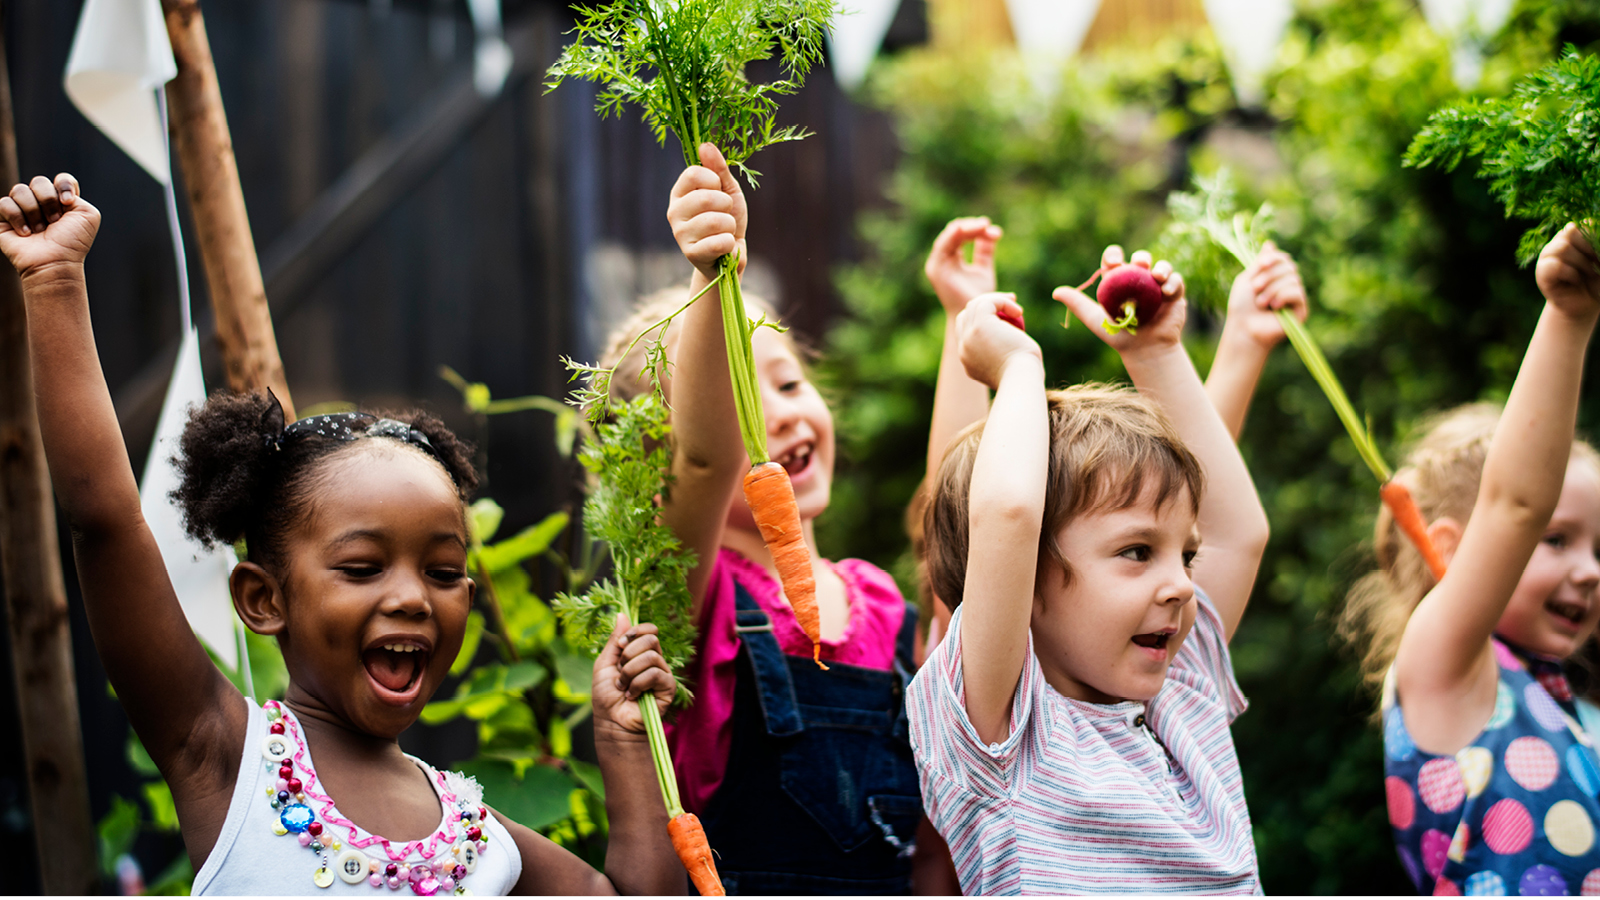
[906,589,1261,895]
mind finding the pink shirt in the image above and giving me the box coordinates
[664,548,908,814]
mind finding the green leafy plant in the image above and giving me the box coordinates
[547,0,836,495]
[1158,169,1392,483]
[1406,46,1600,264]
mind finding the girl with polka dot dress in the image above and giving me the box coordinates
[1340,224,1600,896]
[1,174,688,894]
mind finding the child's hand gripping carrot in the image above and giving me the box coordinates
[667,144,827,667]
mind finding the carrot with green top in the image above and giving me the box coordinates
[548,0,838,663]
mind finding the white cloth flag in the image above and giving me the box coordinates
[1202,0,1295,107]
[1419,0,1515,88]
[1004,0,1102,96]
[139,329,242,668]
[64,0,177,184]
[827,0,901,92]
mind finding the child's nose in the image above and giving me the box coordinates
[382,573,433,617]
[764,386,800,435]
[1572,548,1600,590]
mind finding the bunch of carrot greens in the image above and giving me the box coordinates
[1159,170,1448,579]
[548,0,839,664]
[552,377,718,893]
[1405,46,1600,265]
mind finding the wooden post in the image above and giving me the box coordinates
[160,0,295,416]
[0,13,100,894]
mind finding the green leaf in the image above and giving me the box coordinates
[568,759,607,801]
[143,779,181,832]
[456,760,577,831]
[126,732,159,778]
[450,611,486,676]
[479,512,571,572]
[97,795,141,878]
[468,499,506,546]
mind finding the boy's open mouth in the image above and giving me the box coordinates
[777,441,814,478]
[1132,632,1171,650]
[362,641,430,701]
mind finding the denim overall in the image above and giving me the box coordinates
[697,584,923,895]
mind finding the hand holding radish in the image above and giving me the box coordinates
[0,174,101,283]
[1227,241,1308,349]
[591,615,676,742]
[956,292,1041,390]
[1054,246,1187,354]
[667,143,748,281]
[926,216,1003,314]
[1535,223,1600,322]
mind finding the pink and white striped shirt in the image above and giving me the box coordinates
[906,589,1260,895]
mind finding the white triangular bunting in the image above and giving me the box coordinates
[1202,0,1295,106]
[64,0,177,184]
[827,0,902,92]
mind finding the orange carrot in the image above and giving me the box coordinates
[742,461,826,668]
[1380,479,1448,582]
[669,812,724,896]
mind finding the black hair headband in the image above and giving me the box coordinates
[259,388,441,462]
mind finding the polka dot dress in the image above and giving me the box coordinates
[1385,639,1600,896]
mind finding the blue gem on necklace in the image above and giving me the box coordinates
[281,803,315,833]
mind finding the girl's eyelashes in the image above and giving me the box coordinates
[1182,549,1198,568]
[1544,531,1569,550]
[337,565,381,578]
[428,568,467,583]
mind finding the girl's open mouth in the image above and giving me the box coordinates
[1546,598,1588,631]
[776,442,814,482]
[362,642,430,704]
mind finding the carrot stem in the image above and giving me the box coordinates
[1275,308,1392,483]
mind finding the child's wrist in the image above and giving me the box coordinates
[1217,319,1274,361]
[19,259,86,291]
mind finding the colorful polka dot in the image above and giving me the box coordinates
[1487,682,1517,731]
[1580,869,1600,895]
[1388,776,1417,830]
[1449,821,1470,863]
[1419,757,1467,813]
[1458,746,1494,798]
[1571,746,1600,798]
[1526,683,1569,732]
[1482,798,1533,855]
[1465,870,1507,896]
[1422,829,1451,878]
[1519,865,1567,896]
[1435,877,1462,896]
[1547,800,1596,857]
[1505,736,1560,791]
[1387,708,1418,761]
[1494,642,1525,671]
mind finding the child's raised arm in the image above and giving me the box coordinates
[925,217,1003,479]
[952,293,1047,744]
[1396,224,1600,753]
[1,176,246,853]
[1055,247,1270,639]
[1204,242,1307,441]
[661,143,748,610]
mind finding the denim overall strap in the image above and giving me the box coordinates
[697,583,923,894]
[732,584,803,736]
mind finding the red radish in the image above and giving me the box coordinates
[998,306,1025,331]
[1096,264,1164,335]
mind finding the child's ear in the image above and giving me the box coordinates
[232,561,287,636]
[1426,517,1464,568]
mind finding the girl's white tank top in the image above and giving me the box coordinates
[193,699,521,896]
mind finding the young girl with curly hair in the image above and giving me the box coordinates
[1338,224,1600,895]
[1,173,686,895]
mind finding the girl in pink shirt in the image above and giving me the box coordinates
[595,145,997,894]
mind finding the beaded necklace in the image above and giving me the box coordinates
[259,700,490,894]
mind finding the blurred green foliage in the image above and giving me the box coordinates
[817,0,1600,892]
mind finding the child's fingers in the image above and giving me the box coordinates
[29,175,61,224]
[1053,285,1112,334]
[1563,223,1597,265]
[616,648,669,698]
[1163,271,1185,300]
[1130,249,1153,269]
[697,142,743,203]
[1100,244,1126,269]
[1150,259,1173,283]
[970,226,1001,271]
[670,164,721,201]
[54,173,79,207]
[9,182,42,234]
[624,664,675,704]
[1550,241,1599,281]
[0,194,27,236]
